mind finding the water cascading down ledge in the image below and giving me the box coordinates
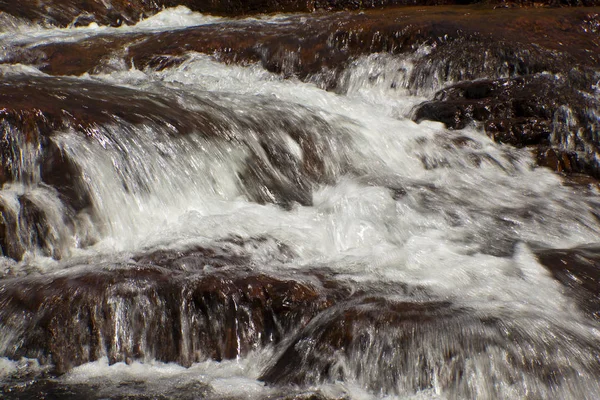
[1,1,600,399]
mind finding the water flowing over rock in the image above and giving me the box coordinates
[3,6,599,176]
[0,74,345,258]
[535,245,600,320]
[2,3,600,399]
[413,74,600,176]
[0,244,345,374]
[261,297,600,397]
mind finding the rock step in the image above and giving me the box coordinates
[0,260,345,374]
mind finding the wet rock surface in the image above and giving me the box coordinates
[0,247,346,374]
[1,4,600,399]
[413,74,600,176]
[0,75,221,138]
[535,245,600,320]
[260,296,600,397]
[0,377,342,400]
[0,74,341,259]
[0,75,220,259]
[3,6,598,176]
[7,7,597,78]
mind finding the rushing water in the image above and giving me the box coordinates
[1,6,600,399]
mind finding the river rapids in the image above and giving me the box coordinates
[1,5,600,400]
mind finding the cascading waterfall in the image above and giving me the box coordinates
[1,5,600,400]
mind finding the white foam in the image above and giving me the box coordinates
[0,6,292,47]
[0,358,17,380]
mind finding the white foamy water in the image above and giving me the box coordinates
[0,5,295,47]
[1,10,600,399]
[0,6,221,45]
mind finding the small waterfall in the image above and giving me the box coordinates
[1,5,600,400]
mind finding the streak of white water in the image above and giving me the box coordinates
[0,5,295,46]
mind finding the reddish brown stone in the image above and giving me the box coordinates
[0,200,23,260]
[0,261,346,374]
[5,7,596,181]
[5,7,595,77]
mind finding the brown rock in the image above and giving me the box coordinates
[0,260,345,374]
[0,75,223,258]
[0,74,333,260]
[7,7,596,78]
[260,296,600,396]
[535,148,577,173]
[413,74,600,176]
[6,7,597,183]
[0,199,24,260]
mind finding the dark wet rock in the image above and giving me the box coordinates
[0,199,23,260]
[0,258,346,374]
[560,171,600,190]
[133,245,250,271]
[0,370,214,400]
[414,74,600,177]
[18,193,67,259]
[534,245,600,320]
[0,75,221,259]
[134,236,296,270]
[0,377,347,400]
[274,392,345,400]
[39,140,91,212]
[536,147,580,174]
[0,0,162,27]
[240,151,315,208]
[236,106,338,207]
[0,76,214,137]
[0,188,75,260]
[260,296,600,396]
[407,34,599,94]
[414,75,593,141]
[1,380,101,400]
